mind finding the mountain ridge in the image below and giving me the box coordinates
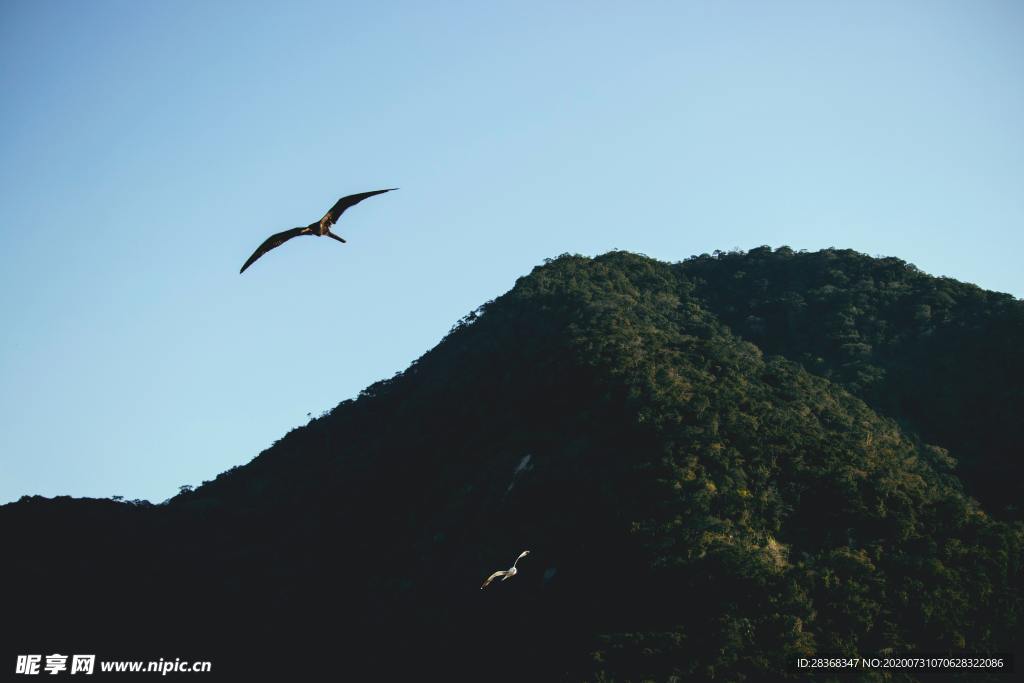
[3,247,1021,681]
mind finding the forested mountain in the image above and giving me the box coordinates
[3,248,1022,681]
[681,246,1024,519]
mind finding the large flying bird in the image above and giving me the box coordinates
[239,188,396,273]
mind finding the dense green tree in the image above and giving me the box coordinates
[680,246,1024,518]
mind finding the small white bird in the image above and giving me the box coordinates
[480,550,530,589]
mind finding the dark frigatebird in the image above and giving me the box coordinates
[239,188,396,273]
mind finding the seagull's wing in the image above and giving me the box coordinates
[320,188,397,228]
[239,226,313,273]
[480,570,508,589]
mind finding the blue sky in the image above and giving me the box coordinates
[1,0,1021,504]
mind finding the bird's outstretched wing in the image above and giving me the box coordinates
[480,570,508,589]
[239,226,313,273]
[320,188,397,228]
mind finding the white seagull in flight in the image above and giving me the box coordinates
[480,550,530,589]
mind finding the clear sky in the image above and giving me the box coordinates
[1,1,1021,504]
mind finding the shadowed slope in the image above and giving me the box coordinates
[2,250,1021,681]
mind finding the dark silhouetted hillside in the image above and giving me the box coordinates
[2,249,1021,681]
